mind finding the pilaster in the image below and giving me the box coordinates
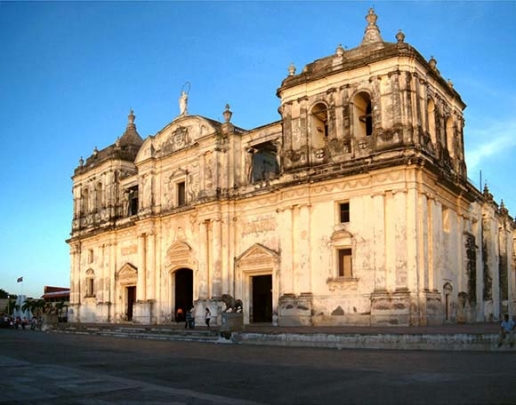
[137,234,146,301]
[211,218,223,299]
[372,192,386,291]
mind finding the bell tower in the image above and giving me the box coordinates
[277,8,467,181]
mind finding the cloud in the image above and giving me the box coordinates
[465,118,516,170]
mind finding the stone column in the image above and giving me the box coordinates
[406,185,420,326]
[372,192,386,291]
[69,242,81,323]
[405,187,419,293]
[198,220,209,300]
[222,213,232,295]
[297,97,308,152]
[211,218,223,299]
[278,206,293,295]
[393,190,408,290]
[70,242,81,305]
[296,203,311,294]
[430,199,442,292]
[109,241,116,322]
[421,194,432,292]
[137,234,146,301]
[384,191,396,291]
[147,233,156,300]
[282,102,292,153]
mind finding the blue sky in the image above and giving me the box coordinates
[1,1,515,299]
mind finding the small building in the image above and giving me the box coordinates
[42,286,70,322]
[67,9,515,327]
[41,286,70,303]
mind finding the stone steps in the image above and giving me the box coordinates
[46,323,511,351]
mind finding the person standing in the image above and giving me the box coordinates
[498,314,515,348]
[185,308,192,329]
[176,308,184,324]
[205,307,211,329]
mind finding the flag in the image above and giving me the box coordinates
[17,277,23,283]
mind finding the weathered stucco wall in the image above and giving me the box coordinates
[68,9,515,327]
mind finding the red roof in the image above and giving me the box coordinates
[41,286,70,300]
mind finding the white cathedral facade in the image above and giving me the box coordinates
[67,10,516,327]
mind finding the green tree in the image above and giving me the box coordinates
[21,298,46,317]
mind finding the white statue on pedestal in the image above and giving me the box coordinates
[179,91,188,116]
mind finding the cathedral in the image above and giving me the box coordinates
[67,9,515,327]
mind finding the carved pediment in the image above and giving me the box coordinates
[135,116,220,164]
[166,241,193,268]
[116,263,138,285]
[331,228,354,241]
[237,243,279,271]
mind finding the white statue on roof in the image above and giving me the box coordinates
[179,91,188,116]
[179,82,190,116]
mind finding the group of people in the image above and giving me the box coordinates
[175,306,211,330]
[1,314,42,330]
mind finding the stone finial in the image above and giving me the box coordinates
[361,8,383,46]
[396,29,405,44]
[429,56,437,71]
[483,184,494,201]
[93,146,98,157]
[119,108,143,146]
[447,79,454,88]
[223,104,233,123]
[288,62,296,76]
[366,8,377,25]
[79,156,84,166]
[128,109,135,125]
[500,200,509,216]
[115,137,121,149]
[335,44,345,56]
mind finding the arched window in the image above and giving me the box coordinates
[311,103,328,148]
[446,117,454,157]
[249,141,280,183]
[95,182,103,212]
[353,92,372,137]
[427,98,436,144]
[81,188,89,215]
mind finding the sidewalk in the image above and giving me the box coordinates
[46,321,511,352]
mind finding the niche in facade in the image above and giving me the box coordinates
[311,103,329,149]
[353,92,372,137]
[95,182,103,212]
[249,141,280,183]
[81,187,89,215]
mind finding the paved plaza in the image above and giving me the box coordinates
[1,328,516,404]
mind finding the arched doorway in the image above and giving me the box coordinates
[174,268,193,322]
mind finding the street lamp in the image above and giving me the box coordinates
[7,295,10,316]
